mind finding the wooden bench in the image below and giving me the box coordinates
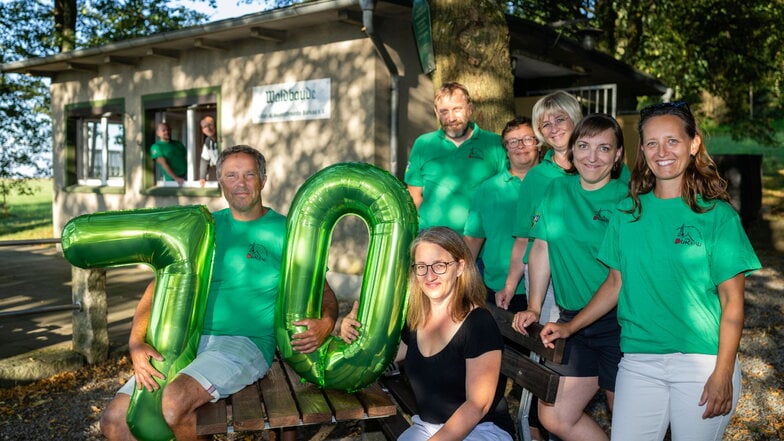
[378,304,566,441]
[196,356,397,436]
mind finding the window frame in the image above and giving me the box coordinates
[141,87,222,197]
[64,99,126,194]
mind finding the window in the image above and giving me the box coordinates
[65,99,125,190]
[142,88,220,191]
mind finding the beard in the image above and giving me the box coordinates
[443,120,470,139]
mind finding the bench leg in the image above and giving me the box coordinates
[518,388,533,441]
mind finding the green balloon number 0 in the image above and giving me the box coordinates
[276,162,418,391]
[61,206,215,441]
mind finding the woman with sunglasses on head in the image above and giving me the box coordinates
[341,227,513,441]
[539,102,760,440]
[511,114,627,441]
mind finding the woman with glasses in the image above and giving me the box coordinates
[341,227,513,441]
[464,116,540,313]
[539,102,760,440]
[502,91,584,320]
[511,114,627,441]
[499,91,584,441]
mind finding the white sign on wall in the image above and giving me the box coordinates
[251,78,331,123]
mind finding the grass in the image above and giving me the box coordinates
[0,178,54,240]
[703,129,784,217]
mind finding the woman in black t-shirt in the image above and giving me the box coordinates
[342,227,513,441]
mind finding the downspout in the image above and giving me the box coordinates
[359,0,401,177]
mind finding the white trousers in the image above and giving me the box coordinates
[611,353,741,441]
[398,415,513,441]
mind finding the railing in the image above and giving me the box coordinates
[0,238,109,364]
[528,83,618,117]
[0,238,61,247]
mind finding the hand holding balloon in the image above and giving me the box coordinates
[129,339,166,392]
[339,301,361,344]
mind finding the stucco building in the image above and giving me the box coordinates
[1,0,665,283]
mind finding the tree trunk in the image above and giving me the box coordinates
[430,0,515,133]
[54,0,77,52]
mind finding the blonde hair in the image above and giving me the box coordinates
[406,227,486,330]
[531,91,583,146]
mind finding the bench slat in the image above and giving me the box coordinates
[232,382,266,431]
[282,362,333,424]
[502,347,560,404]
[195,399,228,436]
[380,374,417,416]
[323,388,365,421]
[489,305,566,364]
[355,382,397,417]
[259,360,301,427]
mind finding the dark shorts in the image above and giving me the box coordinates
[485,286,528,313]
[545,307,622,391]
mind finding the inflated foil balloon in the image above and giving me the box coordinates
[61,206,215,441]
[276,162,418,391]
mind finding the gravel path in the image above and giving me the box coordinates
[0,222,782,441]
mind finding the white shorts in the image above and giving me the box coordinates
[398,415,513,441]
[118,334,269,402]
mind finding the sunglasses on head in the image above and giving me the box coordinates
[640,100,691,119]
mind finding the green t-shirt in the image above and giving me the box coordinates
[512,150,567,241]
[598,193,761,355]
[529,175,627,310]
[202,208,286,365]
[464,169,525,294]
[150,139,188,180]
[513,150,630,263]
[404,122,506,231]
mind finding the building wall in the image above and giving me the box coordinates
[49,14,430,279]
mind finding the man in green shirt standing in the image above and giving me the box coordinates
[404,82,506,232]
[150,122,188,185]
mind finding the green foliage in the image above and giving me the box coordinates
[77,0,210,48]
[503,0,784,146]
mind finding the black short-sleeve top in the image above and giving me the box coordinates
[401,307,511,432]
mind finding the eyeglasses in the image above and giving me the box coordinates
[411,261,457,276]
[539,115,570,134]
[503,136,537,149]
[639,100,690,119]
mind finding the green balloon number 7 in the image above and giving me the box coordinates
[61,205,215,441]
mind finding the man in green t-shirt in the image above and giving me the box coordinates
[101,145,338,440]
[404,82,506,232]
[150,122,188,185]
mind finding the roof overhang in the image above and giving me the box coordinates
[0,0,409,76]
[507,14,667,97]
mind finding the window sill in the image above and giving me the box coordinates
[142,186,222,197]
[65,184,126,194]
